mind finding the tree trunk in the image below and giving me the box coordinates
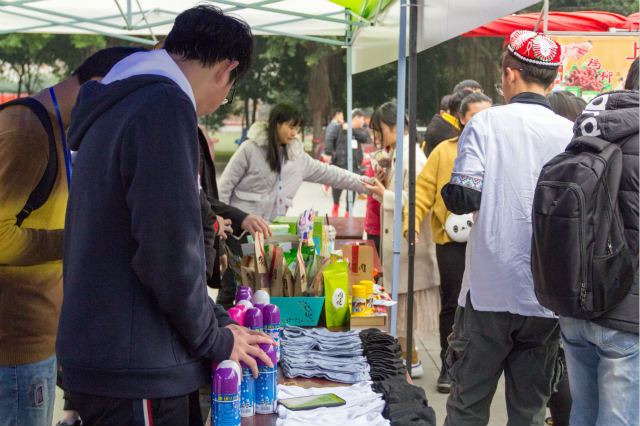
[251,98,258,125]
[243,96,249,129]
[307,52,332,154]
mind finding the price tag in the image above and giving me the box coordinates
[351,138,358,149]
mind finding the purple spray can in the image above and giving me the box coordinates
[255,343,278,414]
[244,307,263,333]
[262,304,281,362]
[212,360,241,426]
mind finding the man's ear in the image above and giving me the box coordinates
[505,67,517,85]
[216,59,239,85]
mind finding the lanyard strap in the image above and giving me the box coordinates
[49,87,72,189]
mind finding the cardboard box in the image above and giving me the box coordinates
[341,244,374,292]
[350,314,387,327]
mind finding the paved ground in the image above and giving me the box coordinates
[53,181,514,426]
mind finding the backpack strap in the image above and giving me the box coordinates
[0,97,58,226]
[567,135,612,154]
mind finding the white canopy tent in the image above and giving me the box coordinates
[0,0,540,344]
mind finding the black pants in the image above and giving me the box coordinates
[367,235,380,258]
[435,242,466,363]
[68,391,203,426]
[444,293,560,426]
[332,187,343,205]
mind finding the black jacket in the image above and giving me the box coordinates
[57,75,235,399]
[574,90,639,334]
[324,126,369,173]
[198,128,248,283]
[423,113,459,156]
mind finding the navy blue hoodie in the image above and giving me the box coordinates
[57,74,235,398]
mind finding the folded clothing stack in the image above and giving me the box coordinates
[359,328,406,380]
[276,381,389,426]
[279,325,371,383]
[373,375,437,426]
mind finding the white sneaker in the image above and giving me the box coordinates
[402,359,424,378]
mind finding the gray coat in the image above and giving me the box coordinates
[219,122,368,222]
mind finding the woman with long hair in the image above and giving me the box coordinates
[219,103,368,221]
[361,101,440,378]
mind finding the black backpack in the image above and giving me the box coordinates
[531,135,634,319]
[0,97,58,226]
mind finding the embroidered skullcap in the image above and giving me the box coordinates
[506,30,562,67]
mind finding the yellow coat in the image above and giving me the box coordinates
[403,136,459,245]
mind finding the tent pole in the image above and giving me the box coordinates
[543,0,549,33]
[405,0,418,378]
[346,10,354,215]
[390,0,407,338]
[126,0,132,29]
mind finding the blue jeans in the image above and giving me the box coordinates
[0,355,57,426]
[559,317,639,426]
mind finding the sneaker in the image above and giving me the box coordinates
[331,204,339,217]
[437,364,450,393]
[402,359,424,378]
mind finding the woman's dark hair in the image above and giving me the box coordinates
[460,92,493,117]
[502,50,557,89]
[72,46,148,84]
[266,103,303,173]
[625,57,639,90]
[547,91,587,122]
[370,102,409,142]
[447,89,473,119]
[440,94,452,112]
[164,5,253,81]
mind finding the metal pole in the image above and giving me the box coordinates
[543,0,549,33]
[390,0,407,338]
[346,10,354,215]
[405,0,418,378]
[126,0,132,29]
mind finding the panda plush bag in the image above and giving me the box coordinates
[444,213,474,243]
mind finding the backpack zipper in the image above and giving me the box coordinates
[539,181,588,310]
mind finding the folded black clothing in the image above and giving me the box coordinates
[385,403,437,426]
[375,376,429,404]
[360,329,407,380]
[373,375,437,426]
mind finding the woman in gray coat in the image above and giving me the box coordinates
[219,103,368,222]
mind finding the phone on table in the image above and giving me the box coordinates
[278,393,346,411]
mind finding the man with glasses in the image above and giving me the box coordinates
[57,6,275,425]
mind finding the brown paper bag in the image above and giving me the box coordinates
[307,256,331,297]
[341,244,374,293]
[269,245,285,297]
[240,264,257,291]
[282,266,295,297]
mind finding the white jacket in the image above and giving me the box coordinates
[218,122,367,222]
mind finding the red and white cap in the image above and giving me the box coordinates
[506,30,562,67]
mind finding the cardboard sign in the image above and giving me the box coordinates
[282,266,295,297]
[341,244,374,293]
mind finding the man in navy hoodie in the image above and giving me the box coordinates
[57,6,274,425]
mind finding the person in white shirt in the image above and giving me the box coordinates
[440,30,574,426]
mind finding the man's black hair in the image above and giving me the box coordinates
[440,94,452,112]
[331,107,344,118]
[502,50,558,89]
[267,103,303,173]
[352,108,366,118]
[453,79,482,93]
[625,57,639,90]
[164,5,253,81]
[448,89,473,117]
[72,46,148,85]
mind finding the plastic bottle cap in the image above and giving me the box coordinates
[238,286,254,296]
[213,360,240,395]
[262,304,281,324]
[236,300,254,309]
[352,285,365,298]
[253,289,270,305]
[257,343,278,366]
[245,307,263,328]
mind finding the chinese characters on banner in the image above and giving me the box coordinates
[550,36,638,101]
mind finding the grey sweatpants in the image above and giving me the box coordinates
[444,293,560,426]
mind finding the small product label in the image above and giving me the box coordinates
[212,392,240,426]
[240,368,255,418]
[255,366,277,414]
[332,288,346,309]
